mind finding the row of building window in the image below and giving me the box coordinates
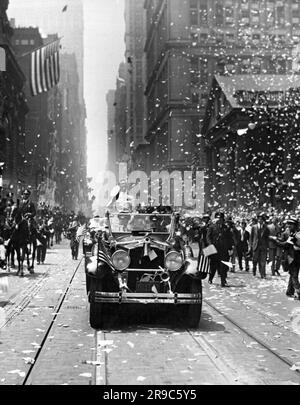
[190,0,300,28]
[15,39,35,46]
[190,31,299,45]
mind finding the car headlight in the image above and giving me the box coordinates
[165,251,183,272]
[111,250,131,271]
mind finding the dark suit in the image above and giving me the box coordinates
[276,229,300,297]
[18,200,36,219]
[249,223,270,278]
[206,223,234,286]
[267,223,281,275]
[237,228,250,271]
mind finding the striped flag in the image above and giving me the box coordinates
[197,254,210,274]
[98,238,115,271]
[30,39,61,97]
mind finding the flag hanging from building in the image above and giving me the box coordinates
[30,39,61,97]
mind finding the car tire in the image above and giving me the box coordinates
[185,279,202,328]
[85,273,91,294]
[90,301,105,330]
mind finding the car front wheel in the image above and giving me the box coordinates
[90,301,104,330]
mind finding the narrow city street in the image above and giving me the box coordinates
[0,240,299,385]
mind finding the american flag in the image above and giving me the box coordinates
[30,39,61,97]
[98,238,115,271]
[197,254,210,274]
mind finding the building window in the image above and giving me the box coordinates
[190,57,208,88]
[199,58,208,83]
[292,0,300,27]
[252,33,260,45]
[216,59,225,74]
[30,39,35,45]
[240,0,250,26]
[241,58,251,73]
[276,2,285,26]
[215,0,224,27]
[190,57,199,86]
[190,0,198,25]
[252,57,262,73]
[268,58,277,74]
[15,39,20,45]
[20,39,29,45]
[216,32,224,44]
[277,59,286,74]
[200,33,208,42]
[226,33,235,44]
[251,0,260,25]
[225,0,234,26]
[189,0,208,26]
[199,0,208,24]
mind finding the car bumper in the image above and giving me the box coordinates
[93,291,202,305]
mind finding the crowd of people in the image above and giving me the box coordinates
[0,189,87,275]
[179,208,300,300]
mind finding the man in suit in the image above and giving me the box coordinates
[206,212,234,287]
[237,220,250,271]
[271,217,300,300]
[18,189,36,220]
[249,213,270,278]
[267,216,281,276]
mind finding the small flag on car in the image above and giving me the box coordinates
[98,239,115,271]
[198,254,210,274]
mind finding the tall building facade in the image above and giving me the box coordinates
[114,63,128,168]
[143,0,300,174]
[125,0,148,171]
[9,0,89,213]
[12,26,51,202]
[0,1,28,199]
[106,89,116,177]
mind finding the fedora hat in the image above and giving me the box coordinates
[286,217,299,226]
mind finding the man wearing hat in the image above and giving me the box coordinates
[272,217,300,300]
[206,212,234,287]
[18,189,36,220]
[249,213,270,279]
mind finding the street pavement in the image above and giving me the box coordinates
[0,240,299,385]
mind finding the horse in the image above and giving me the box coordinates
[26,220,38,272]
[8,211,35,277]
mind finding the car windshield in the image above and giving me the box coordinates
[109,213,172,233]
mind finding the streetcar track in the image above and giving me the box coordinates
[94,321,240,386]
[22,257,84,385]
[203,298,300,373]
[94,298,300,386]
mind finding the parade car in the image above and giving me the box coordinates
[83,208,207,329]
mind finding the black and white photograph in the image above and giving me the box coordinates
[0,0,300,390]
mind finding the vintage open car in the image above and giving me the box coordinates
[83,208,207,329]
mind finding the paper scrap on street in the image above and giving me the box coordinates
[0,277,8,293]
[221,261,234,269]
